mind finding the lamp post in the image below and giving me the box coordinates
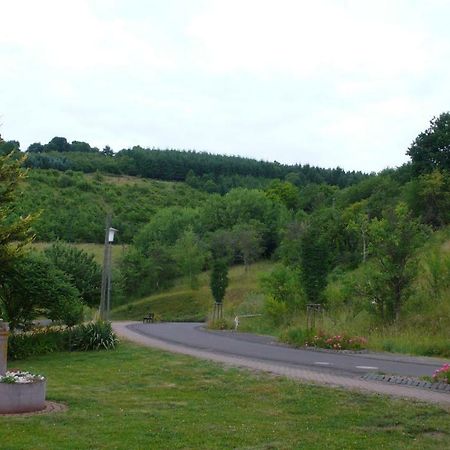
[100,215,118,321]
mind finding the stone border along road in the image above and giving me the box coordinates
[112,321,450,407]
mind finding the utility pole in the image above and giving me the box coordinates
[100,215,117,321]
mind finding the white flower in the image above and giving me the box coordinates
[0,371,45,384]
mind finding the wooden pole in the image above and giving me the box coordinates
[106,241,112,321]
[100,215,111,320]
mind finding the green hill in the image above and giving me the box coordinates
[14,169,208,243]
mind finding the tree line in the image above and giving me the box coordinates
[0,136,368,192]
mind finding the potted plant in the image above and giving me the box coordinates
[0,321,47,414]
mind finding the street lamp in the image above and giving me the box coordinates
[100,217,118,321]
[108,227,118,243]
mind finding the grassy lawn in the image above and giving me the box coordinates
[1,343,449,449]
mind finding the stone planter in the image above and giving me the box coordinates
[0,380,47,414]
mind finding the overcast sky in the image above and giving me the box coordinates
[1,0,449,172]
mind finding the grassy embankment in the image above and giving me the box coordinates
[111,261,273,323]
[2,342,449,449]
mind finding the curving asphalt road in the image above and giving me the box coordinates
[129,322,446,378]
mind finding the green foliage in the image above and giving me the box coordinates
[365,203,429,321]
[44,241,102,307]
[420,247,450,299]
[134,206,201,250]
[119,247,155,298]
[7,321,118,360]
[0,152,34,276]
[172,228,207,289]
[299,210,342,303]
[260,264,305,325]
[69,321,119,351]
[407,112,450,175]
[207,317,234,330]
[264,296,289,325]
[297,183,338,213]
[13,170,207,243]
[265,179,300,210]
[405,169,450,228]
[7,328,68,360]
[261,264,304,309]
[232,223,264,270]
[342,201,370,266]
[0,252,83,330]
[24,137,368,189]
[210,258,229,304]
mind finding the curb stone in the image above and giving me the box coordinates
[361,373,450,394]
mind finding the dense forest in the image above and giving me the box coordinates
[1,135,368,193]
[0,112,449,356]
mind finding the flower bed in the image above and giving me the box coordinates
[433,363,450,384]
[0,371,46,414]
[305,332,368,351]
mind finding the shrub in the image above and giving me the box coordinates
[69,321,119,351]
[8,328,68,360]
[7,321,118,360]
[207,317,234,330]
[264,296,289,325]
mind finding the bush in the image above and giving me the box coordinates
[8,328,68,360]
[69,321,119,351]
[264,296,288,326]
[207,317,234,330]
[7,321,118,360]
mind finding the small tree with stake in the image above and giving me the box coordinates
[210,258,229,321]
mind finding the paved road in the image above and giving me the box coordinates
[129,322,446,378]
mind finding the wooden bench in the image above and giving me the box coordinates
[143,312,154,323]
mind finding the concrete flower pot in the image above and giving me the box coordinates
[0,379,47,414]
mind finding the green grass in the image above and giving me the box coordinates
[1,342,449,449]
[111,261,273,322]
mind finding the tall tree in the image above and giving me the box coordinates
[405,170,450,228]
[232,224,264,271]
[407,112,450,175]
[172,228,207,289]
[210,258,229,306]
[366,203,428,321]
[0,152,34,279]
[44,242,102,307]
[0,252,83,329]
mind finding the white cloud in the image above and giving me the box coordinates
[0,0,167,72]
[186,0,432,78]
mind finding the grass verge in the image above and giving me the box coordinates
[1,342,449,449]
